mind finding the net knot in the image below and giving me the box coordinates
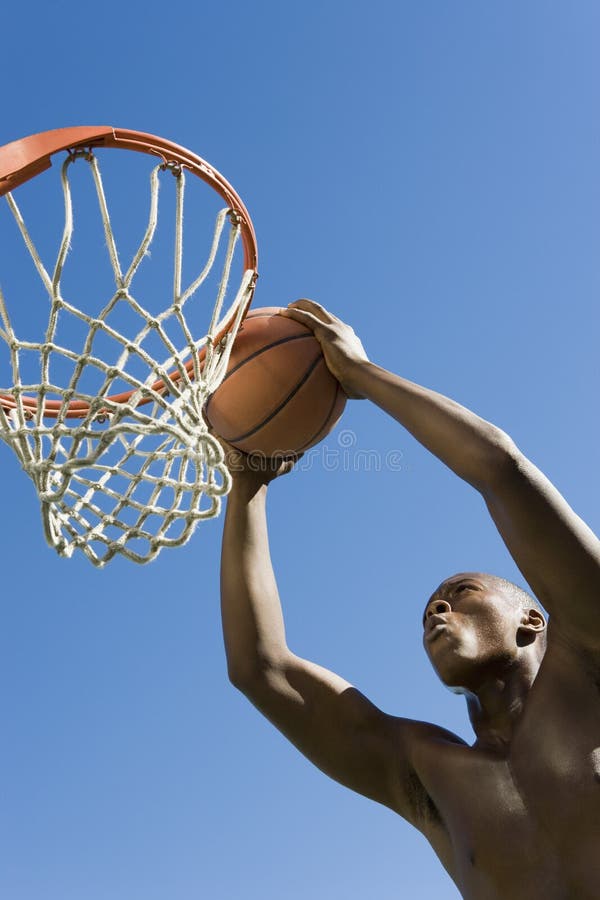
[68,147,94,164]
[160,160,183,177]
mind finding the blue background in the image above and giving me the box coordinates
[1,2,599,898]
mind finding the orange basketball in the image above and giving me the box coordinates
[205,307,346,456]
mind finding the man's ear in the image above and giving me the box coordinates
[517,608,547,647]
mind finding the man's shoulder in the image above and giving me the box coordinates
[389,715,469,751]
[509,626,600,768]
[541,623,600,679]
[384,717,473,862]
[385,716,470,813]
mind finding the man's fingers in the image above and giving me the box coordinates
[279,305,325,334]
[286,298,334,324]
[276,453,304,477]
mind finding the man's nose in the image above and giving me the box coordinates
[425,598,452,619]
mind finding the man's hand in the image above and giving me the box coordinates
[280,299,369,398]
[219,437,300,493]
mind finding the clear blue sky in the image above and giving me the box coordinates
[1,3,599,898]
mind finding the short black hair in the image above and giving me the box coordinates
[485,575,546,616]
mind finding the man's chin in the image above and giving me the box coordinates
[431,656,474,692]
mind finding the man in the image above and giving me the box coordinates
[220,299,600,899]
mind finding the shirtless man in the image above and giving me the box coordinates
[220,299,600,899]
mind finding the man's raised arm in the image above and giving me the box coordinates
[220,456,463,827]
[282,300,600,649]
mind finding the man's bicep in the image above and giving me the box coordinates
[244,655,397,806]
[484,445,600,639]
[242,653,453,823]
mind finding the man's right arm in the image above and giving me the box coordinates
[220,467,463,827]
[282,300,600,650]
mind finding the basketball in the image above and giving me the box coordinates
[205,307,347,456]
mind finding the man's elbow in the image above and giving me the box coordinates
[227,652,285,698]
[227,660,259,694]
[479,426,524,491]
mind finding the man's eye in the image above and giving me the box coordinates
[455,584,474,595]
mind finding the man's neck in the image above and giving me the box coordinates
[465,657,540,752]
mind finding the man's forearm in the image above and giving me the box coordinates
[351,361,514,490]
[220,482,288,686]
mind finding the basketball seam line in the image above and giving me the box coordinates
[226,354,323,444]
[296,384,342,453]
[209,332,313,390]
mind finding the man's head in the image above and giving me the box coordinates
[422,573,547,693]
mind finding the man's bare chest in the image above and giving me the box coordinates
[422,664,600,897]
[435,748,599,897]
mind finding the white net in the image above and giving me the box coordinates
[0,150,255,566]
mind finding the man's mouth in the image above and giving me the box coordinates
[424,614,450,642]
[425,622,448,643]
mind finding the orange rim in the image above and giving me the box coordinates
[0,126,258,419]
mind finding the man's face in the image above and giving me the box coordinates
[422,573,522,691]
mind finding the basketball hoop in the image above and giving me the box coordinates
[0,127,258,565]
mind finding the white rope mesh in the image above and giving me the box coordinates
[0,151,255,566]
